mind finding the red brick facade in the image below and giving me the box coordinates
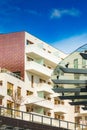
[0,32,25,78]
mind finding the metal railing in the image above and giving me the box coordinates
[0,106,87,130]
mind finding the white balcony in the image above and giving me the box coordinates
[37,83,54,94]
[25,61,53,78]
[54,104,67,114]
[25,95,53,109]
[25,45,61,66]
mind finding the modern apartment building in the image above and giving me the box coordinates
[52,44,87,129]
[0,31,69,122]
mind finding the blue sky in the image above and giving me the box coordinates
[0,0,87,54]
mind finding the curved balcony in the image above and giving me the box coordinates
[25,96,53,109]
[25,61,53,78]
[37,83,54,94]
[25,45,61,66]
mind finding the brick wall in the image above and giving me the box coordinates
[0,32,25,78]
[0,116,69,130]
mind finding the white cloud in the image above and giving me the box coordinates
[52,33,87,54]
[50,8,80,19]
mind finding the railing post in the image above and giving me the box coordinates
[82,124,83,130]
[32,114,33,122]
[11,108,13,118]
[67,121,68,129]
[74,123,76,130]
[29,113,31,121]
[41,116,43,124]
[22,111,23,120]
[59,120,60,127]
[50,118,52,126]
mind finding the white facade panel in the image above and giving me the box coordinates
[25,61,53,78]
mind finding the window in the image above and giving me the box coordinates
[48,97,51,100]
[74,74,79,79]
[17,87,21,98]
[61,115,64,120]
[54,99,63,105]
[26,106,33,112]
[43,64,46,67]
[15,104,20,117]
[47,66,51,69]
[74,59,78,68]
[7,82,13,96]
[75,117,81,125]
[39,79,46,83]
[54,99,59,105]
[48,112,51,116]
[7,100,13,115]
[43,48,46,51]
[85,116,87,124]
[31,75,34,87]
[54,114,64,120]
[58,100,60,104]
[61,101,64,105]
[48,82,51,85]
[26,90,33,96]
[7,101,12,108]
[75,105,80,113]
[0,81,2,86]
[82,59,86,68]
[44,111,46,115]
[0,99,2,105]
[27,57,33,61]
[44,95,46,99]
[26,40,34,45]
[48,50,51,53]
[55,113,59,119]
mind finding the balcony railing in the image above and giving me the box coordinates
[0,68,24,81]
[0,106,87,130]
